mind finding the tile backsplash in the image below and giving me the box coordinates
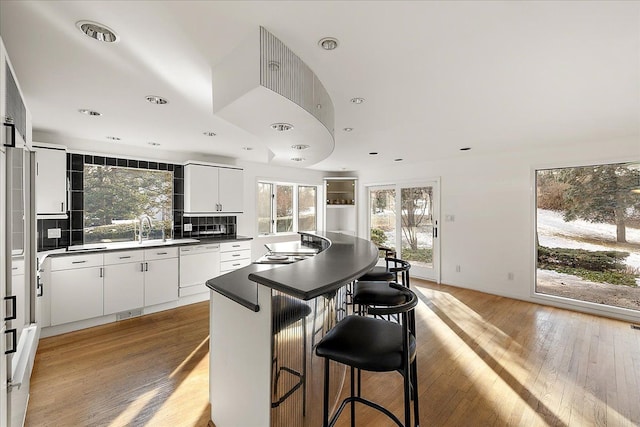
[37,154,237,251]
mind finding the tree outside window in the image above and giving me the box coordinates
[258,181,318,234]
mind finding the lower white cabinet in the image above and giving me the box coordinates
[103,250,145,315]
[144,248,179,306]
[50,265,103,326]
[220,241,251,273]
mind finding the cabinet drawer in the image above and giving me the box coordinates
[220,258,251,273]
[220,249,251,262]
[104,250,144,265]
[144,247,178,260]
[220,241,251,252]
[51,253,103,271]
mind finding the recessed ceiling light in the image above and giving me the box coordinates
[350,97,365,104]
[343,127,353,132]
[76,21,119,43]
[460,147,472,151]
[369,152,378,155]
[268,61,280,71]
[318,37,339,51]
[148,142,161,147]
[394,158,403,162]
[242,147,254,151]
[316,104,322,110]
[203,131,217,137]
[291,157,305,162]
[106,136,121,141]
[145,95,168,105]
[291,144,310,150]
[78,109,101,116]
[271,123,294,131]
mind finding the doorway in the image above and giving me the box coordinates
[368,181,440,282]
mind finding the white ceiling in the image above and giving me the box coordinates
[1,1,638,171]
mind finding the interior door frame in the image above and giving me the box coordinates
[366,179,441,283]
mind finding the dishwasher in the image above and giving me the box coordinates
[179,244,220,297]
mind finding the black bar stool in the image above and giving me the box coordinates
[315,283,420,427]
[356,246,397,282]
[354,258,411,318]
[271,295,311,414]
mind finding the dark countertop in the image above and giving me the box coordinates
[206,232,378,309]
[37,235,253,262]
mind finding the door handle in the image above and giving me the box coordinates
[4,295,17,321]
[4,329,17,354]
[37,277,43,297]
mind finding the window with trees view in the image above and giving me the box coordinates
[535,161,640,312]
[257,181,317,234]
[84,165,173,243]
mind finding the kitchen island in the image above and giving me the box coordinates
[206,231,378,427]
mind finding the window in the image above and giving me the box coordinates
[535,161,640,312]
[257,181,318,234]
[84,165,173,243]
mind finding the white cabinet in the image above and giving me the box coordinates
[220,241,251,274]
[324,177,358,235]
[50,254,103,326]
[144,247,179,306]
[184,162,243,214]
[35,146,67,218]
[103,250,145,315]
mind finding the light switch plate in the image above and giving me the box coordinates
[184,223,193,232]
[48,228,62,238]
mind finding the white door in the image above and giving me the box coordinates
[368,180,440,282]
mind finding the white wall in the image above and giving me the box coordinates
[356,136,640,321]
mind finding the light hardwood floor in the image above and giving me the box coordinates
[25,281,640,426]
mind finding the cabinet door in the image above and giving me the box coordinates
[104,262,144,315]
[184,164,218,214]
[50,267,103,325]
[144,258,178,306]
[218,168,243,213]
[35,148,67,215]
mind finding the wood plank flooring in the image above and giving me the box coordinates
[25,281,640,426]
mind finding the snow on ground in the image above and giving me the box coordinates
[538,209,640,270]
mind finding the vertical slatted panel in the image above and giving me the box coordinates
[260,27,334,139]
[270,287,347,427]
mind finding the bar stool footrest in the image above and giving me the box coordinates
[328,396,404,427]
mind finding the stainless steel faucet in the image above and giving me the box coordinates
[139,215,152,243]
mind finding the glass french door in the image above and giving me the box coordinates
[368,181,440,282]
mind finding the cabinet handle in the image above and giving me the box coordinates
[72,260,87,264]
[141,263,145,272]
[4,295,17,321]
[4,329,17,354]
[119,256,131,259]
[232,263,241,267]
[232,244,240,248]
[99,267,103,278]
[145,262,149,272]
[12,266,18,270]
[61,202,64,212]
[156,252,168,255]
[232,254,240,257]
[37,277,43,297]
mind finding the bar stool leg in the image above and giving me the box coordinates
[350,366,356,427]
[323,358,330,427]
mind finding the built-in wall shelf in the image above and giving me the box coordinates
[324,177,357,235]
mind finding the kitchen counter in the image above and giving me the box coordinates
[37,235,252,268]
[206,231,377,306]
[206,232,378,427]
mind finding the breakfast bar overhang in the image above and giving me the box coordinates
[206,232,378,427]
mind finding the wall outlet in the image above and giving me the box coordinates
[445,214,455,222]
[184,223,193,232]
[455,265,461,272]
[508,272,514,280]
[47,228,61,239]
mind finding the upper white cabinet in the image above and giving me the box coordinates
[35,146,67,218]
[184,162,243,215]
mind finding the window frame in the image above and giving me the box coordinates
[257,180,319,236]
